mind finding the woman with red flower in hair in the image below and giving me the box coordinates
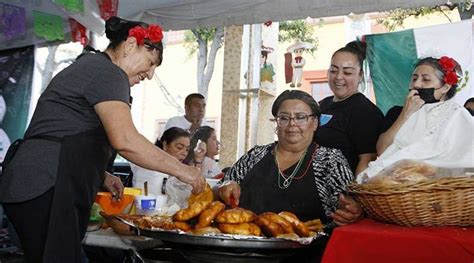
[357,56,473,182]
[0,16,205,262]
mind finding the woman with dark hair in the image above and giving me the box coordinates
[218,90,362,226]
[360,56,473,182]
[131,127,192,196]
[0,17,204,262]
[314,41,384,176]
[185,126,221,178]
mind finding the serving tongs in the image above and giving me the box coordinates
[112,215,141,235]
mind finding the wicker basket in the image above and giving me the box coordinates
[348,177,474,226]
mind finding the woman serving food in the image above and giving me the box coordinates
[218,90,363,226]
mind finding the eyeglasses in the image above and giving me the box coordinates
[273,113,314,127]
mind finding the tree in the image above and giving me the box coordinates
[184,20,318,98]
[378,1,473,31]
[184,27,225,97]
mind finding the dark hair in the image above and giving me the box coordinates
[332,40,367,70]
[184,126,215,164]
[465,97,474,107]
[415,57,462,100]
[185,93,205,107]
[271,90,321,120]
[155,127,190,149]
[105,16,164,66]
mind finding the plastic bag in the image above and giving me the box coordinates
[165,176,192,210]
[366,159,474,185]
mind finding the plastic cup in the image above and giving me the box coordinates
[135,195,156,215]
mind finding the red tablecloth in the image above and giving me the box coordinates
[321,219,474,263]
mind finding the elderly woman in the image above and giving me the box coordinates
[361,56,473,181]
[218,90,363,227]
[0,17,204,262]
[314,41,383,175]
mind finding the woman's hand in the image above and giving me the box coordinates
[103,172,124,201]
[218,181,241,208]
[402,89,425,119]
[330,194,364,226]
[177,164,206,194]
[193,141,207,166]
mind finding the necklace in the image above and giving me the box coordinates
[275,145,307,189]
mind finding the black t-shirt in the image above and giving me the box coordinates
[381,106,403,133]
[314,93,383,173]
[239,143,325,222]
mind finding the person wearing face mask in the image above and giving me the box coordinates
[464,97,474,116]
[314,41,384,176]
[0,17,205,263]
[359,56,473,182]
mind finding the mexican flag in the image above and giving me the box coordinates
[365,19,473,113]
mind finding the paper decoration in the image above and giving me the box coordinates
[96,0,119,20]
[0,3,26,40]
[53,0,84,13]
[33,11,65,41]
[69,18,88,46]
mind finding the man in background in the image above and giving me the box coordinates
[164,93,209,135]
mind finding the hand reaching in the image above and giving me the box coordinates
[103,172,124,201]
[177,164,206,194]
[218,181,241,208]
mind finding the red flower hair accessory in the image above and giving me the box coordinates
[128,24,163,46]
[438,56,458,86]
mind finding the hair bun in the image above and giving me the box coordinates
[105,16,126,42]
[345,40,367,60]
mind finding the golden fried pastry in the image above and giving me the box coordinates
[196,201,226,229]
[173,201,211,221]
[215,208,256,224]
[218,223,261,236]
[304,218,324,232]
[188,184,214,205]
[278,211,310,237]
[172,221,192,232]
[254,215,284,237]
[260,212,294,234]
[192,227,222,235]
[276,233,299,240]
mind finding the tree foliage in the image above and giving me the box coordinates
[378,1,473,31]
[279,20,319,53]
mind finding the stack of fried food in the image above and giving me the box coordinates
[120,184,324,238]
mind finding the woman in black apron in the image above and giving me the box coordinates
[0,17,205,263]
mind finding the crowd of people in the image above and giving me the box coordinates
[0,15,472,263]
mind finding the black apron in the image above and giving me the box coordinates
[39,127,112,262]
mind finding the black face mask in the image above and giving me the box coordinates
[414,88,440,104]
[467,108,474,116]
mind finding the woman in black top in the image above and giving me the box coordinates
[0,17,205,262]
[314,41,383,175]
[218,90,363,226]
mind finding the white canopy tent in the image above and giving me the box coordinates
[0,0,459,50]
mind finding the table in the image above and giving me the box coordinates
[83,228,163,250]
[321,219,474,263]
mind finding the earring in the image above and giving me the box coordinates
[274,127,278,134]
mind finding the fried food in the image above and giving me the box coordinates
[276,233,300,240]
[172,221,192,232]
[260,212,294,234]
[304,218,324,232]
[188,183,214,205]
[278,211,310,237]
[218,223,261,236]
[254,215,285,237]
[215,208,256,223]
[192,227,222,235]
[173,201,211,221]
[196,201,226,229]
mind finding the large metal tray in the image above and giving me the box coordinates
[139,228,321,249]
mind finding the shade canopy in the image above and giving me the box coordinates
[0,0,457,51]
